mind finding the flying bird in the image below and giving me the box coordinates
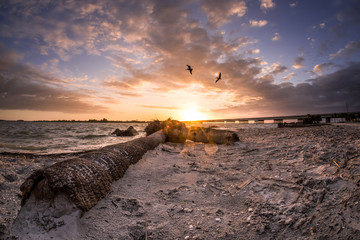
[215,72,222,83]
[186,65,193,75]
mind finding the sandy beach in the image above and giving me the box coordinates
[1,123,360,239]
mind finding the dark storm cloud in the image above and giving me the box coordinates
[221,62,360,116]
[0,47,108,113]
[313,62,334,75]
[330,41,360,60]
[336,0,360,25]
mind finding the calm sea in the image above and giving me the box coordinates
[0,121,277,154]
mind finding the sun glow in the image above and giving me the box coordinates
[180,108,207,121]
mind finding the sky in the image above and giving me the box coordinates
[0,0,360,121]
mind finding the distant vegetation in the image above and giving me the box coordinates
[33,118,148,123]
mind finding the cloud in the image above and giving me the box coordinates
[270,63,288,75]
[245,49,261,54]
[336,2,360,24]
[260,0,275,11]
[138,105,181,110]
[0,1,154,61]
[312,23,326,30]
[313,62,334,75]
[201,0,247,27]
[330,41,360,59]
[217,62,360,116]
[272,32,281,41]
[292,57,304,69]
[289,2,297,8]
[0,47,108,113]
[282,72,296,81]
[1,1,358,120]
[249,19,268,27]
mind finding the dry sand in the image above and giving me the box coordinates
[1,124,360,239]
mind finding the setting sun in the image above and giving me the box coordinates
[180,108,207,121]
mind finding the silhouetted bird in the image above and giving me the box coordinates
[186,65,193,75]
[215,72,222,83]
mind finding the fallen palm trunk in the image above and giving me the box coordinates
[20,130,165,211]
[12,130,165,238]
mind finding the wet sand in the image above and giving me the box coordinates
[1,124,360,239]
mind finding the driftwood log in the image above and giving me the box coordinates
[145,119,239,144]
[12,130,165,238]
[19,130,165,212]
[187,126,239,144]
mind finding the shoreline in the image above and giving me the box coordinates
[1,124,360,239]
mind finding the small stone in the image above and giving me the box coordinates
[184,208,193,213]
[248,208,254,212]
[189,225,194,230]
[185,236,190,239]
[215,218,221,222]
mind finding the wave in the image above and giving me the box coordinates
[79,134,109,140]
[0,142,47,151]
[0,142,19,150]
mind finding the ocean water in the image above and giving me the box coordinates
[0,121,147,154]
[0,121,277,154]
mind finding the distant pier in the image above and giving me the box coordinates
[183,112,360,124]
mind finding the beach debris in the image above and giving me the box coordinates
[144,120,163,136]
[237,179,252,190]
[187,126,239,145]
[144,119,239,144]
[184,208,193,213]
[145,119,188,142]
[112,126,139,136]
[12,130,166,236]
[165,120,188,143]
[332,160,340,168]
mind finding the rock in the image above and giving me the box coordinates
[184,208,193,213]
[112,126,139,136]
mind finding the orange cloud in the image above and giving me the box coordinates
[249,19,268,27]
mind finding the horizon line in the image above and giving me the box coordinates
[1,110,359,123]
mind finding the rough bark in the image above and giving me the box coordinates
[19,130,165,212]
